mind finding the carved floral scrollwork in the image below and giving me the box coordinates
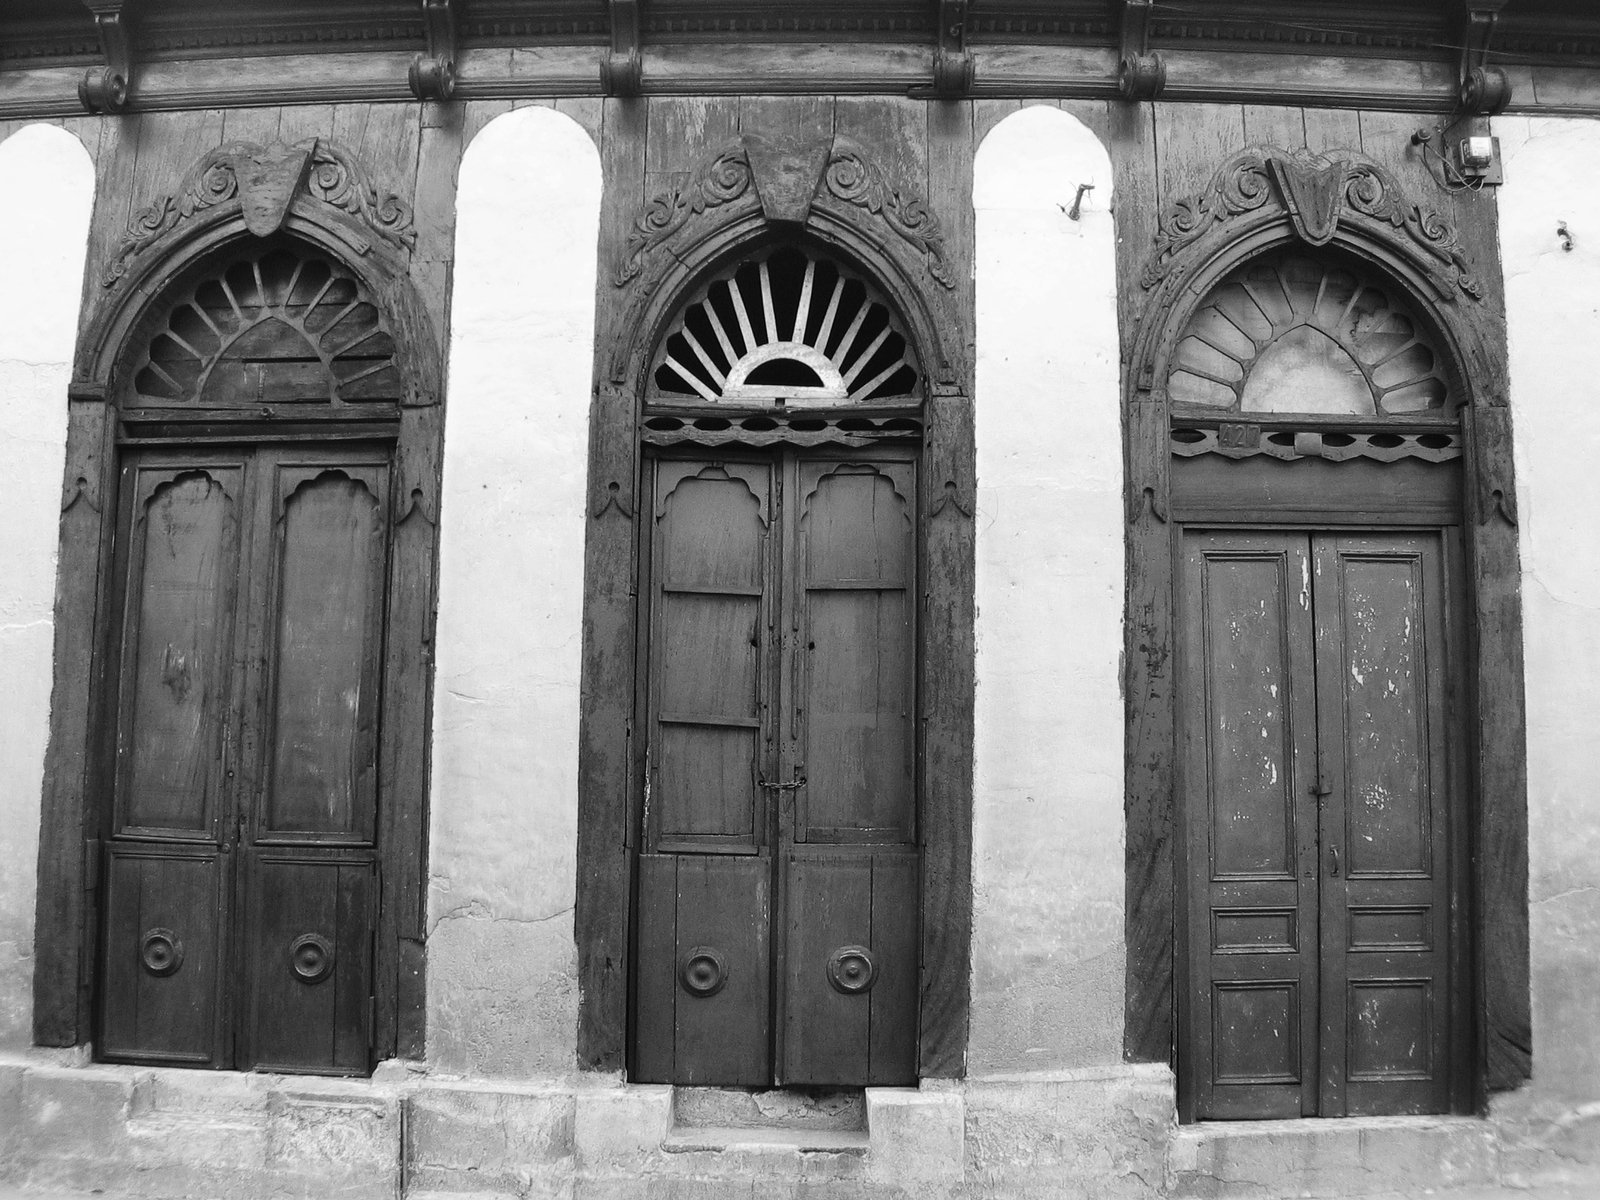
[102,139,417,289]
[1141,147,1484,302]
[614,150,755,286]
[822,151,956,290]
[613,142,956,292]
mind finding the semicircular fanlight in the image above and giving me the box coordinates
[1168,251,1451,418]
[130,245,402,406]
[652,245,919,405]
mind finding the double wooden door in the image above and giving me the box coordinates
[98,444,391,1074]
[1179,528,1467,1118]
[632,447,919,1086]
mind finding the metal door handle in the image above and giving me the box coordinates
[1330,846,1341,878]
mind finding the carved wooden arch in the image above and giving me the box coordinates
[606,135,962,396]
[1121,144,1531,1097]
[35,136,441,1063]
[76,138,438,406]
[577,131,975,1080]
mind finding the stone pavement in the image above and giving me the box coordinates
[1,1185,1598,1199]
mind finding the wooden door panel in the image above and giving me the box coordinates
[632,853,771,1085]
[1313,534,1453,1116]
[258,463,388,843]
[780,848,917,1086]
[115,463,245,839]
[1181,532,1319,1120]
[797,462,915,843]
[240,850,374,1075]
[99,844,226,1066]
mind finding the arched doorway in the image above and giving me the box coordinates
[629,243,925,1086]
[92,237,416,1075]
[1167,247,1471,1118]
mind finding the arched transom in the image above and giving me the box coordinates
[651,245,920,407]
[1169,251,1451,419]
[129,244,402,407]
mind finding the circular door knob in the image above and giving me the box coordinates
[827,945,877,994]
[679,946,728,997]
[290,933,335,984]
[140,928,184,977]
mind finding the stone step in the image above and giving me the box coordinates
[1169,1116,1501,1199]
[671,1086,866,1132]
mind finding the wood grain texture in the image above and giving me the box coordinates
[1242,104,1305,148]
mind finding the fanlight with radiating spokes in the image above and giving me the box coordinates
[1168,251,1451,418]
[652,246,919,406]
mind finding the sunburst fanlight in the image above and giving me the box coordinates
[1169,252,1450,418]
[652,246,919,406]
[131,245,401,406]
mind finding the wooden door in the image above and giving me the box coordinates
[98,445,390,1075]
[1178,529,1464,1118]
[632,449,919,1086]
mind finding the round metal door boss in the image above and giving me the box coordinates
[290,933,336,984]
[827,944,877,994]
[139,927,184,976]
[678,946,728,997]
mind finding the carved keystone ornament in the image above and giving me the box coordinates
[103,139,417,289]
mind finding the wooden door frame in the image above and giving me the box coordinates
[32,151,443,1067]
[1123,144,1529,1100]
[576,129,975,1078]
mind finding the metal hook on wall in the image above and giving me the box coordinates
[1068,183,1095,221]
[1558,221,1574,252]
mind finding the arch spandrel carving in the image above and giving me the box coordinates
[75,137,438,410]
[608,135,960,390]
[1131,146,1500,411]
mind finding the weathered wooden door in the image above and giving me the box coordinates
[632,448,919,1086]
[98,444,390,1074]
[1179,528,1465,1118]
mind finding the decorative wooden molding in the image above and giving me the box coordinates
[741,131,832,226]
[1460,1,1512,116]
[102,139,417,289]
[1140,147,1486,302]
[931,0,974,99]
[614,142,956,292]
[1117,0,1165,102]
[600,0,642,97]
[77,0,132,114]
[408,0,457,101]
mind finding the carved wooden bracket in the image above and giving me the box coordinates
[613,139,956,292]
[601,0,642,97]
[101,139,417,289]
[931,0,974,100]
[1460,1,1512,115]
[1141,146,1486,302]
[1118,0,1166,102]
[78,0,133,114]
[407,0,458,102]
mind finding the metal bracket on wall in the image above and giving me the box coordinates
[78,0,133,114]
[408,0,457,101]
[601,0,642,97]
[1459,0,1512,115]
[930,0,973,99]
[1118,0,1166,102]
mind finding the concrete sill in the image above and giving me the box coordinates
[661,1126,870,1155]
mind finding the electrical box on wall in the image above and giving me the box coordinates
[1456,134,1503,184]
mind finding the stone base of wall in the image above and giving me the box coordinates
[1,1054,1595,1200]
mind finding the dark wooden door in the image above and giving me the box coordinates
[632,449,919,1086]
[98,445,390,1075]
[1178,529,1465,1118]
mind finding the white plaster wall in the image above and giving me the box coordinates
[428,107,601,1076]
[1495,115,1600,1120]
[971,106,1124,1071]
[0,124,94,1050]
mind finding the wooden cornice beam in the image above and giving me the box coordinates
[78,0,132,114]
[408,0,458,101]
